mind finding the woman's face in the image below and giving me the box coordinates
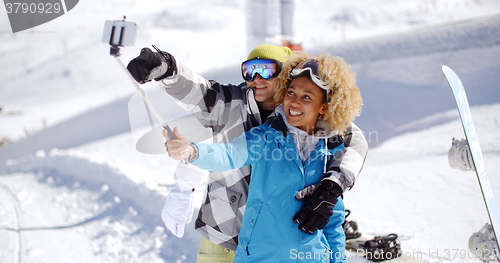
[283,76,327,134]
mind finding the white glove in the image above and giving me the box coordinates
[161,162,206,238]
[161,183,194,238]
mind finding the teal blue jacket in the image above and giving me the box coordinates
[192,115,347,262]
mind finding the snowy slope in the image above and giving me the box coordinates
[344,104,500,262]
[1,0,500,262]
[316,14,500,145]
[0,150,202,262]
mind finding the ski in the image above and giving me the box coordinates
[442,65,500,254]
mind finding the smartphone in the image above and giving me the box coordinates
[102,20,137,47]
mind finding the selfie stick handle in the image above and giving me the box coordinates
[114,57,177,140]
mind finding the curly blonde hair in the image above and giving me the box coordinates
[273,52,363,133]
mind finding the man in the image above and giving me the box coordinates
[127,44,368,262]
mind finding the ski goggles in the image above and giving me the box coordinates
[290,59,329,91]
[241,58,282,82]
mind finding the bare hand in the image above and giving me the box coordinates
[162,127,193,160]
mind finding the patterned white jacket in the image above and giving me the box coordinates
[159,60,368,251]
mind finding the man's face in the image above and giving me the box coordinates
[247,74,278,105]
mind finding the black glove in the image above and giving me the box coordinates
[126,48,176,84]
[293,180,342,234]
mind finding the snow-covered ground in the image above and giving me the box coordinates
[1,0,500,262]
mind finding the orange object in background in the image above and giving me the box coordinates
[282,39,303,51]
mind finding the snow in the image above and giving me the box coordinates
[1,0,500,262]
[345,104,500,261]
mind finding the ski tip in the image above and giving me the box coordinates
[442,65,452,72]
[441,65,456,76]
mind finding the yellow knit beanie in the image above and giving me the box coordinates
[247,44,293,62]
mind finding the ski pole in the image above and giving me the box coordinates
[114,56,177,140]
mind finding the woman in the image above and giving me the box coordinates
[165,52,362,262]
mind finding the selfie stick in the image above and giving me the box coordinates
[107,17,176,140]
